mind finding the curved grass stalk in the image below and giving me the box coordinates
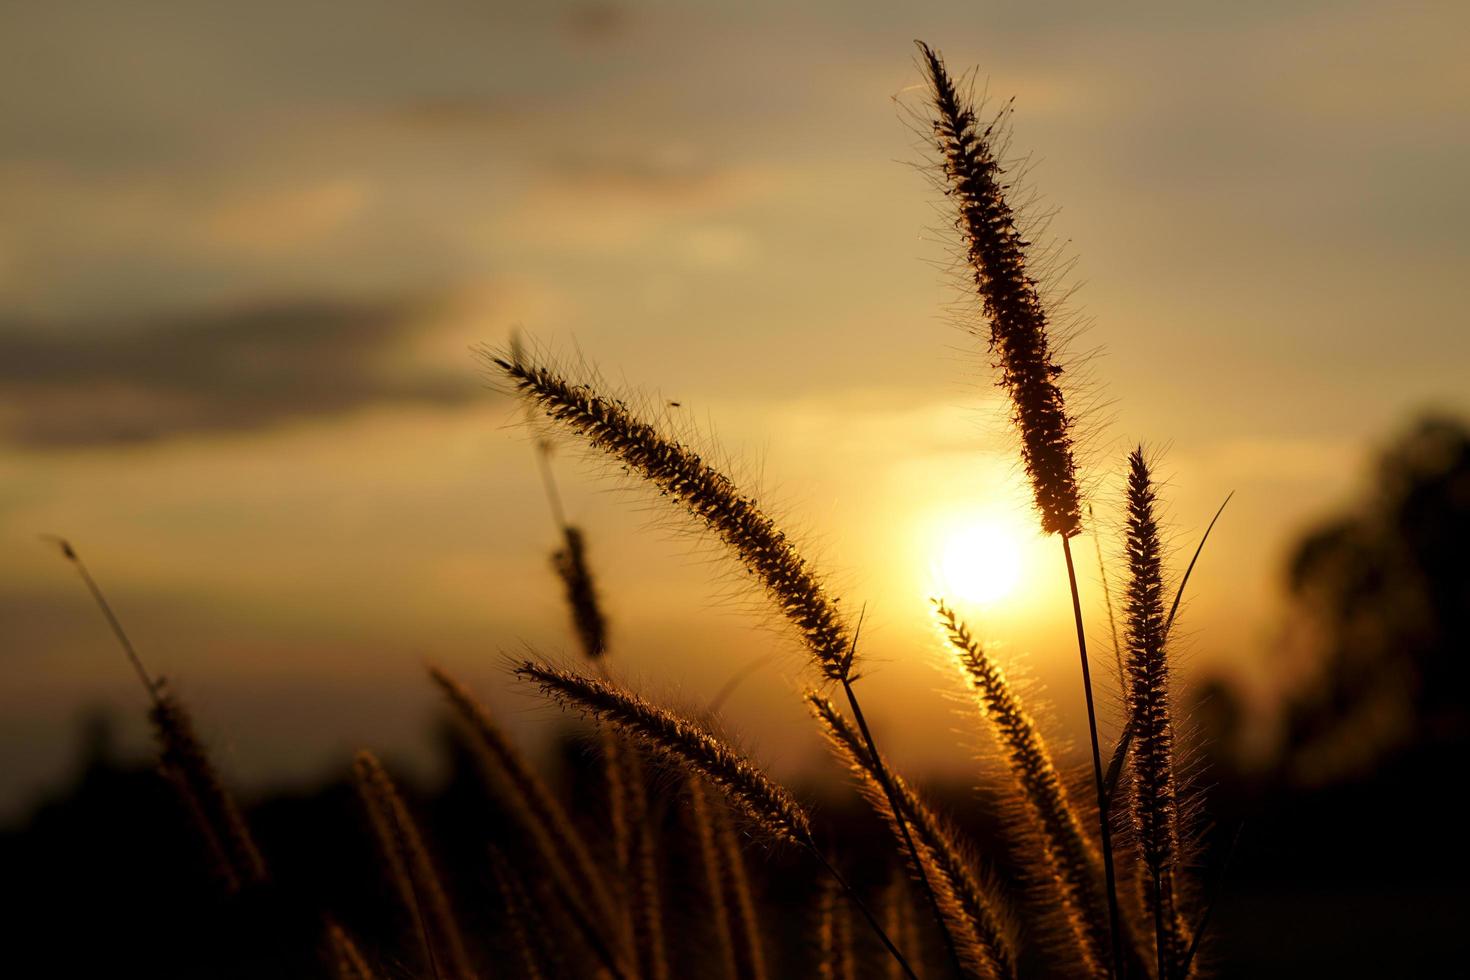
[937,601,1112,977]
[491,352,964,974]
[809,692,1016,979]
[513,660,919,980]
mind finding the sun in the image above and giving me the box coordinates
[937,518,1025,605]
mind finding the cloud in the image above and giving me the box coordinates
[562,3,630,43]
[203,178,373,252]
[0,296,482,448]
[502,149,775,251]
[385,97,526,135]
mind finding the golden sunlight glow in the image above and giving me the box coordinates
[937,518,1025,605]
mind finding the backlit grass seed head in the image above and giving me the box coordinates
[552,525,608,659]
[487,847,552,980]
[620,743,669,980]
[602,728,632,875]
[690,778,770,980]
[918,42,1082,537]
[883,877,921,980]
[1122,449,1176,870]
[150,685,267,894]
[1121,448,1186,972]
[428,666,620,932]
[515,661,812,846]
[325,920,378,980]
[490,354,852,681]
[808,692,1017,980]
[815,873,855,980]
[688,778,740,980]
[352,750,476,980]
[935,601,1111,977]
[52,538,267,893]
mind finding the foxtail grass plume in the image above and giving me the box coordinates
[808,692,1016,980]
[688,777,740,980]
[603,729,633,876]
[515,661,812,846]
[492,349,950,975]
[918,42,1081,537]
[936,602,1112,977]
[325,920,378,980]
[1121,448,1188,976]
[815,873,855,980]
[918,46,1122,969]
[691,778,769,980]
[621,743,669,980]
[428,667,623,939]
[488,847,552,980]
[490,353,853,681]
[151,684,268,895]
[553,525,608,659]
[882,876,921,980]
[353,751,477,980]
[49,537,267,894]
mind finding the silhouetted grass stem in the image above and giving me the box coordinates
[352,751,474,980]
[429,667,628,972]
[494,354,949,973]
[514,661,918,980]
[810,692,1017,979]
[491,355,852,682]
[939,601,1112,976]
[839,674,974,980]
[1062,535,1124,978]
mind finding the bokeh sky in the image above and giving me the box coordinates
[3,0,1467,821]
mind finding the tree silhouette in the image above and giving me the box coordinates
[1276,414,1470,783]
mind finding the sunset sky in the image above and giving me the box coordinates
[3,0,1467,821]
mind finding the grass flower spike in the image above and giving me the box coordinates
[918,41,1081,538]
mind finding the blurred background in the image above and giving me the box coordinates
[2,1,1467,974]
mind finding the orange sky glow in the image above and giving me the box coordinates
[2,1,1468,821]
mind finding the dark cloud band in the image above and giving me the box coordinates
[0,296,481,448]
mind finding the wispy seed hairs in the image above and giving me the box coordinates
[688,777,741,980]
[815,873,855,980]
[936,601,1113,977]
[622,742,669,980]
[49,537,268,895]
[1121,448,1189,978]
[490,353,853,682]
[918,44,1125,970]
[808,692,1017,980]
[352,750,476,980]
[514,661,812,846]
[427,667,623,941]
[512,664,917,978]
[150,686,269,895]
[918,42,1082,538]
[325,919,378,980]
[488,847,552,980]
[493,350,949,973]
[882,876,922,980]
[552,525,608,659]
[690,777,769,980]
